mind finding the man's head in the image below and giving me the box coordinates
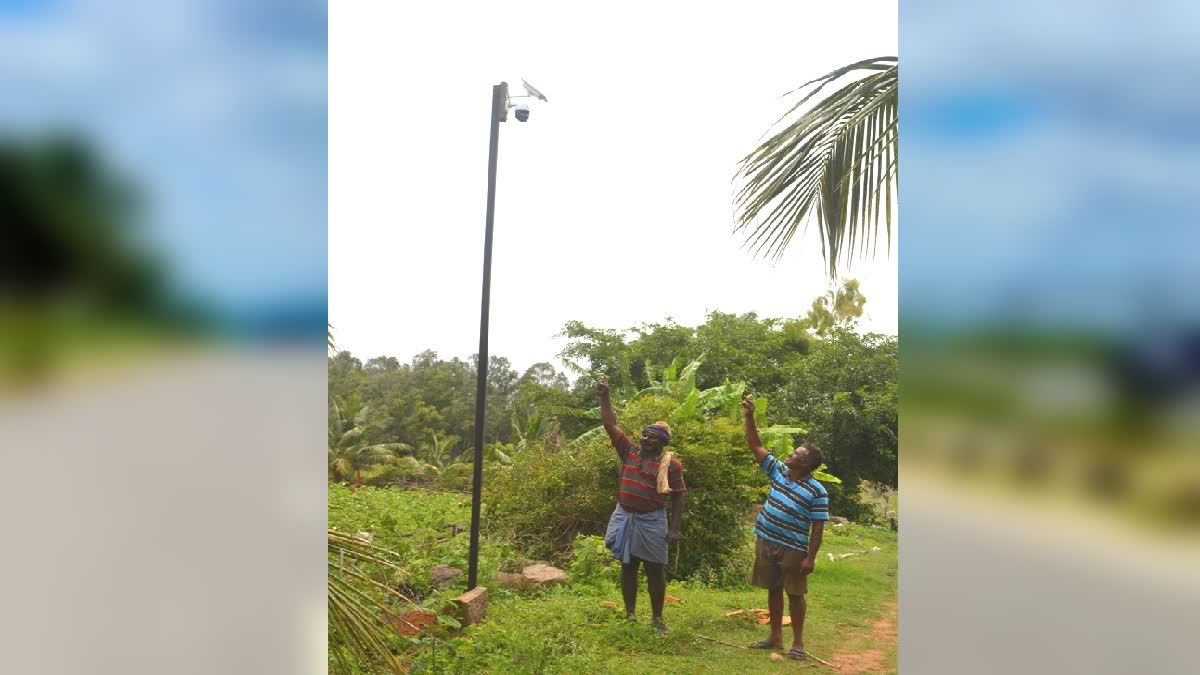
[784,443,824,476]
[640,421,672,454]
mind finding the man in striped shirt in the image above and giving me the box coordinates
[741,394,829,661]
[598,377,686,634]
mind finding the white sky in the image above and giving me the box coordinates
[330,1,897,373]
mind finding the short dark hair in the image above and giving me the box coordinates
[800,443,825,472]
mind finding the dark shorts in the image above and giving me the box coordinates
[751,536,809,596]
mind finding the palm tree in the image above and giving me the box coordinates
[328,396,409,491]
[734,57,897,278]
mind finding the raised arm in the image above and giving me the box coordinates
[741,394,769,464]
[597,377,625,451]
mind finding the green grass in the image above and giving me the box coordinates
[329,486,897,674]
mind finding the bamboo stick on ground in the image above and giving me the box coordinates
[695,634,747,649]
[806,652,839,670]
[694,635,839,671]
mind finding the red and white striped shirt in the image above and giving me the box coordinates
[613,431,686,512]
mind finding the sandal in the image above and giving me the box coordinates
[748,639,782,649]
[784,647,807,660]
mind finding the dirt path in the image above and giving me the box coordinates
[826,601,897,673]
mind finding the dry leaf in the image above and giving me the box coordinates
[750,608,770,615]
[665,595,681,603]
[769,653,784,662]
[754,615,792,626]
[724,609,745,617]
[600,601,618,608]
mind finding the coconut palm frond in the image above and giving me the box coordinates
[328,529,415,674]
[734,56,898,278]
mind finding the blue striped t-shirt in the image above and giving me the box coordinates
[752,455,830,553]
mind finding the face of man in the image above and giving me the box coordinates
[784,446,813,474]
[640,429,666,454]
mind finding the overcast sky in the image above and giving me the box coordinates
[330,1,897,373]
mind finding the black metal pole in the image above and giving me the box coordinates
[468,82,507,591]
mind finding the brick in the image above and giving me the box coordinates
[453,586,488,626]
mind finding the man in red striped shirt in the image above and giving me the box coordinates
[598,377,686,634]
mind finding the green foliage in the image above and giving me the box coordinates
[328,350,568,458]
[813,463,843,485]
[487,388,764,580]
[436,462,473,491]
[823,481,877,523]
[327,486,898,674]
[567,535,618,589]
[419,431,460,470]
[435,521,897,673]
[328,486,515,601]
[328,486,530,673]
[484,429,617,560]
[330,309,895,521]
[329,396,414,485]
[360,456,440,488]
[558,320,637,394]
[807,278,867,336]
[776,327,897,491]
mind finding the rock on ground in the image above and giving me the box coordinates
[430,564,464,586]
[522,563,568,586]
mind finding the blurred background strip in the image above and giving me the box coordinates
[900,0,1200,672]
[0,2,327,674]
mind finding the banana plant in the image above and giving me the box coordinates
[640,353,703,400]
[812,464,842,484]
[697,379,749,421]
[568,424,609,450]
[511,408,560,453]
[638,353,713,424]
[563,353,840,487]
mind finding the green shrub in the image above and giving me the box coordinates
[824,480,877,523]
[482,435,615,562]
[567,535,618,590]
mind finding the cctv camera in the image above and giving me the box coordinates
[514,103,530,122]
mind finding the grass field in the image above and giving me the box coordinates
[329,486,897,674]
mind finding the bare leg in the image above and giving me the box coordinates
[788,593,807,650]
[644,561,666,630]
[621,559,640,618]
[767,586,785,646]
